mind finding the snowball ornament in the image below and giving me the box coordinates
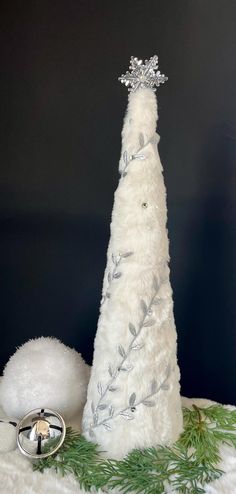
[0,337,90,422]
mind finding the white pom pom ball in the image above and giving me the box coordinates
[0,337,90,421]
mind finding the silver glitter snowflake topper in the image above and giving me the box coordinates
[118,55,168,93]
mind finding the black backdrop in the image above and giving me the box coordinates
[1,1,236,404]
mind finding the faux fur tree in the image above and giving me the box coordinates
[82,56,183,459]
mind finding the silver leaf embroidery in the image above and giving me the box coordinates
[120,412,134,420]
[93,412,98,425]
[98,404,107,410]
[139,132,145,147]
[143,319,156,327]
[120,133,155,177]
[109,385,118,392]
[142,400,156,407]
[129,393,136,406]
[131,343,144,350]
[118,345,126,358]
[140,299,148,314]
[86,265,172,434]
[109,405,114,417]
[129,322,136,336]
[113,272,122,279]
[151,379,158,394]
[103,422,112,430]
[119,365,133,372]
[86,362,172,433]
[101,252,133,306]
[97,382,103,396]
[122,251,133,258]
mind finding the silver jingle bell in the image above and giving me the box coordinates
[16,408,66,459]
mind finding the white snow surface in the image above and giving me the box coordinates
[0,397,236,493]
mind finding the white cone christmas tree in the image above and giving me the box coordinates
[82,56,183,459]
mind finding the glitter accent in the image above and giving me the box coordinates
[119,55,168,93]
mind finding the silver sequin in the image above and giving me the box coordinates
[118,55,168,93]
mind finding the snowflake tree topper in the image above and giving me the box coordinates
[118,55,168,93]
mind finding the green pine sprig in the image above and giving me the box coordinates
[34,404,236,494]
[35,429,109,491]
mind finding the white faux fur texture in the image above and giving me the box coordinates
[0,398,236,494]
[83,88,183,458]
[0,337,90,425]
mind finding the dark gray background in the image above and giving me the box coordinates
[1,1,236,404]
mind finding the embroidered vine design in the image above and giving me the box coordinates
[101,251,133,306]
[88,364,172,435]
[121,132,158,177]
[85,267,170,436]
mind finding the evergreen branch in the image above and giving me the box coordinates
[34,428,109,491]
[34,404,236,494]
